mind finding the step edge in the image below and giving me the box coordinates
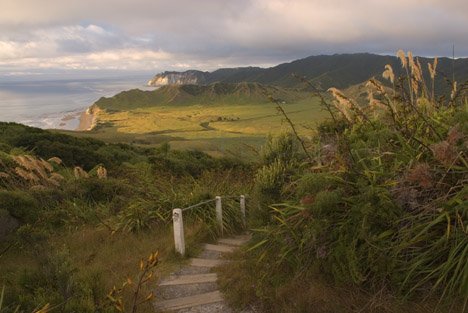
[155,290,223,310]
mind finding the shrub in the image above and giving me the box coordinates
[245,50,468,310]
[260,133,298,165]
[255,159,292,201]
[0,190,40,223]
[16,247,99,312]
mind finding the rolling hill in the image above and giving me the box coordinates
[94,82,308,111]
[148,53,468,93]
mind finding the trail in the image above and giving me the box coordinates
[153,235,253,313]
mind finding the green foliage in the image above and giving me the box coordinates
[67,177,131,204]
[296,172,338,198]
[115,199,166,233]
[0,190,40,223]
[15,247,102,312]
[260,133,298,165]
[95,82,308,111]
[244,56,468,311]
[0,122,149,170]
[255,159,292,201]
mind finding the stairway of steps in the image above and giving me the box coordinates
[153,235,252,313]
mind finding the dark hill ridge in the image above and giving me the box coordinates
[148,53,468,92]
[94,82,309,111]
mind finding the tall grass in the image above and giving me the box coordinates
[233,50,468,312]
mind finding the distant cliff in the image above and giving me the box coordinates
[147,53,468,93]
[147,70,209,86]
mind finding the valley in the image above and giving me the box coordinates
[72,82,326,157]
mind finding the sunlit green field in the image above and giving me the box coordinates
[65,97,328,158]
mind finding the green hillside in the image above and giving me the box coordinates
[94,82,307,111]
[151,53,468,93]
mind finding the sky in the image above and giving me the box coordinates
[0,0,467,77]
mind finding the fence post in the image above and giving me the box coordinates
[240,195,246,227]
[172,208,185,256]
[215,196,223,235]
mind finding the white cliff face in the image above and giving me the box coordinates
[147,71,207,86]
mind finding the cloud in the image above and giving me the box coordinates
[0,0,467,74]
[0,48,172,70]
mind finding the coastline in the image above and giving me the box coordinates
[77,107,96,131]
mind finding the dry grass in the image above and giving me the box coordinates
[0,220,211,313]
[78,99,326,157]
[217,250,463,313]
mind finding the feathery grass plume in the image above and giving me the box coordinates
[48,157,62,165]
[97,165,107,179]
[33,163,49,180]
[74,166,89,179]
[48,173,64,186]
[367,77,397,116]
[428,57,438,102]
[27,172,40,183]
[14,155,34,171]
[417,58,431,98]
[397,49,407,68]
[327,87,353,122]
[382,64,395,84]
[406,163,433,188]
[411,78,419,97]
[428,57,438,80]
[367,89,386,112]
[451,81,457,100]
[409,58,424,98]
[47,178,61,187]
[398,50,415,105]
[408,51,415,71]
[41,159,53,172]
[414,58,423,83]
[366,78,386,94]
[30,185,48,191]
[15,167,30,181]
[26,155,43,172]
[447,124,463,145]
[431,140,458,166]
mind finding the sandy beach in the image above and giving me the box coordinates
[77,107,95,131]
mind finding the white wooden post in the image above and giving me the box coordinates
[240,195,246,227]
[215,196,223,235]
[172,208,185,256]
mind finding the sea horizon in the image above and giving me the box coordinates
[0,74,156,130]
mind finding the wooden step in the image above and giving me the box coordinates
[190,258,225,268]
[155,290,223,311]
[159,273,217,286]
[204,244,235,253]
[218,238,248,246]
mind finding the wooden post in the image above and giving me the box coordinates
[172,208,185,256]
[240,195,246,227]
[215,196,223,235]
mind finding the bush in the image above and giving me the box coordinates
[16,247,100,312]
[245,51,468,310]
[255,159,292,201]
[260,133,298,165]
[0,190,40,223]
[65,177,132,204]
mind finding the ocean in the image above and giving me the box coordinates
[0,75,155,130]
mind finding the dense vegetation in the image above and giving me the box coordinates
[149,53,468,91]
[219,51,468,312]
[1,50,467,313]
[94,82,310,111]
[0,123,251,312]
